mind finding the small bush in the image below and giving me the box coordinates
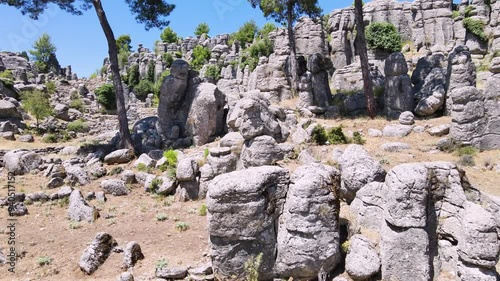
[37,256,52,266]
[327,126,349,145]
[351,132,366,145]
[464,5,475,18]
[455,146,478,156]
[199,204,208,216]
[203,148,209,159]
[205,65,221,80]
[149,177,163,193]
[0,69,14,80]
[95,84,116,110]
[451,10,460,19]
[163,52,174,68]
[175,222,189,231]
[156,258,168,270]
[164,149,178,167]
[341,240,351,254]
[108,166,124,176]
[463,18,487,41]
[127,64,140,88]
[191,45,211,70]
[155,213,168,221]
[161,27,178,43]
[244,253,263,281]
[134,79,154,98]
[42,133,58,143]
[174,51,183,58]
[45,81,57,95]
[458,155,475,167]
[195,22,210,36]
[67,119,89,133]
[312,125,328,145]
[69,220,81,229]
[137,163,152,173]
[69,98,84,111]
[21,90,52,128]
[366,22,402,53]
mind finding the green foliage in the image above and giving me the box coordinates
[455,146,478,156]
[155,213,168,221]
[258,22,276,38]
[116,34,132,52]
[67,119,89,133]
[135,79,154,98]
[156,258,168,270]
[327,126,349,145]
[463,18,487,41]
[233,20,258,48]
[244,253,263,281]
[366,22,402,53]
[451,10,460,19]
[164,149,178,167]
[248,0,322,27]
[203,148,209,159]
[42,133,58,143]
[45,81,56,95]
[195,22,210,36]
[191,45,211,70]
[163,52,174,68]
[147,60,155,82]
[160,27,178,43]
[464,5,475,18]
[118,50,130,69]
[0,69,14,80]
[70,98,84,111]
[199,204,208,216]
[205,65,221,80]
[341,240,351,254]
[127,64,140,88]
[108,166,123,176]
[240,37,274,71]
[29,33,56,74]
[351,132,366,145]
[137,163,153,173]
[20,51,29,61]
[175,221,189,231]
[311,125,328,145]
[95,84,116,110]
[37,256,52,266]
[21,90,52,128]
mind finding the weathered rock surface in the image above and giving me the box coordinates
[122,241,144,269]
[104,149,134,164]
[3,150,42,175]
[101,179,129,196]
[345,235,381,280]
[79,232,117,275]
[68,190,98,222]
[383,52,413,118]
[240,135,288,168]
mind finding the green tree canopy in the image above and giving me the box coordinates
[258,22,276,38]
[160,26,178,43]
[233,20,258,48]
[21,90,52,128]
[365,22,402,53]
[29,33,57,73]
[195,22,210,36]
[116,34,132,52]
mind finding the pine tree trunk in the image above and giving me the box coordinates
[92,0,134,151]
[354,0,377,118]
[287,2,299,95]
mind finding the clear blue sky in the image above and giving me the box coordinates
[0,0,351,77]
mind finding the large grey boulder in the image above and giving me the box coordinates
[383,52,413,119]
[382,124,413,137]
[240,135,288,168]
[345,235,381,280]
[133,154,156,168]
[79,232,117,275]
[185,83,225,146]
[53,103,70,121]
[449,86,486,148]
[446,45,476,115]
[207,166,289,280]
[122,241,144,269]
[0,100,22,119]
[307,53,333,107]
[227,97,287,142]
[274,164,341,279]
[101,179,129,196]
[64,163,90,186]
[104,149,134,164]
[337,145,386,203]
[176,157,199,182]
[207,148,238,176]
[3,150,42,175]
[350,182,386,231]
[67,190,98,223]
[414,67,447,116]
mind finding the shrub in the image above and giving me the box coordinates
[463,18,487,41]
[163,52,174,68]
[244,253,263,281]
[175,222,189,231]
[327,126,349,145]
[458,155,475,167]
[108,166,123,176]
[164,149,178,167]
[312,125,328,145]
[37,256,52,266]
[127,64,140,88]
[195,22,210,36]
[455,146,478,156]
[134,79,154,98]
[70,98,84,111]
[137,163,152,173]
[174,51,183,58]
[45,81,57,95]
[149,177,163,193]
[464,5,475,18]
[0,69,14,80]
[155,213,168,221]
[452,10,460,19]
[156,258,168,270]
[118,50,130,69]
[351,132,366,145]
[232,20,258,48]
[203,148,209,159]
[366,22,402,53]
[42,133,58,143]
[258,22,276,39]
[241,38,273,71]
[95,84,116,110]
[191,45,211,70]
[160,27,178,43]
[146,61,155,83]
[67,119,89,133]
[199,204,208,216]
[89,69,99,79]
[21,90,52,129]
[205,65,221,80]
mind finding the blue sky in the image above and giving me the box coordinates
[0,0,351,77]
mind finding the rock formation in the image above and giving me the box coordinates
[383,52,413,118]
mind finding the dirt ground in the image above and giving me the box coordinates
[0,116,499,280]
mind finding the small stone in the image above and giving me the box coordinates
[427,124,450,137]
[381,142,411,152]
[18,134,34,142]
[368,128,383,137]
[47,177,64,189]
[155,267,188,279]
[399,111,415,125]
[101,179,129,196]
[209,147,231,157]
[117,272,134,281]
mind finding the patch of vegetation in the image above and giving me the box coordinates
[69,220,81,229]
[95,84,116,110]
[155,213,168,221]
[45,81,56,95]
[160,27,178,43]
[311,124,359,145]
[199,204,208,216]
[21,90,52,129]
[149,177,163,193]
[163,52,174,68]
[341,240,351,254]
[455,146,478,156]
[191,45,211,70]
[134,79,154,98]
[69,98,85,111]
[42,133,58,143]
[37,256,52,266]
[463,18,487,42]
[311,125,328,145]
[231,20,258,48]
[203,148,209,159]
[67,119,89,133]
[464,5,475,18]
[366,22,402,53]
[451,10,460,19]
[244,253,263,281]
[156,258,168,270]
[327,126,349,145]
[195,22,210,36]
[240,37,274,71]
[351,132,366,145]
[175,221,189,231]
[205,65,221,80]
[137,163,153,173]
[458,155,475,167]
[158,149,178,178]
[127,64,140,88]
[108,166,124,176]
[59,197,70,208]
